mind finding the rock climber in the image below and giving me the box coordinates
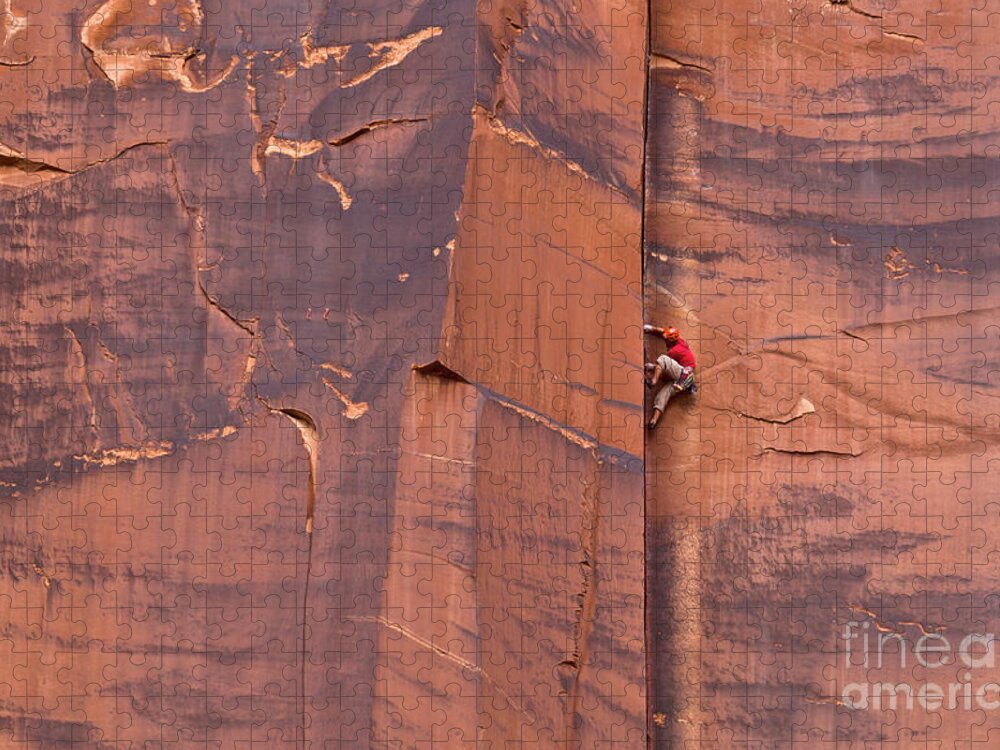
[643,324,697,430]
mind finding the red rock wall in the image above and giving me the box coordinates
[0,0,647,747]
[383,367,645,746]
[7,0,992,745]
[646,0,1000,745]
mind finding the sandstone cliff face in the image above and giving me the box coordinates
[646,0,1000,746]
[3,0,995,746]
[0,0,645,747]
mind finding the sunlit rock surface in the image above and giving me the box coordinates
[645,0,1000,746]
[0,0,646,747]
[4,0,995,746]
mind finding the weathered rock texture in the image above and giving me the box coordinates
[0,0,646,747]
[4,0,996,746]
[646,0,1000,746]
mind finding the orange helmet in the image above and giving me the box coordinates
[663,326,680,344]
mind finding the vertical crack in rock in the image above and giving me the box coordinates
[166,150,261,414]
[247,56,288,188]
[264,405,318,748]
[640,0,653,741]
[479,0,528,115]
[93,336,146,442]
[272,408,317,532]
[62,326,100,442]
[562,464,600,745]
[246,54,262,179]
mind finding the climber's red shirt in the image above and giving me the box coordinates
[666,337,696,370]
